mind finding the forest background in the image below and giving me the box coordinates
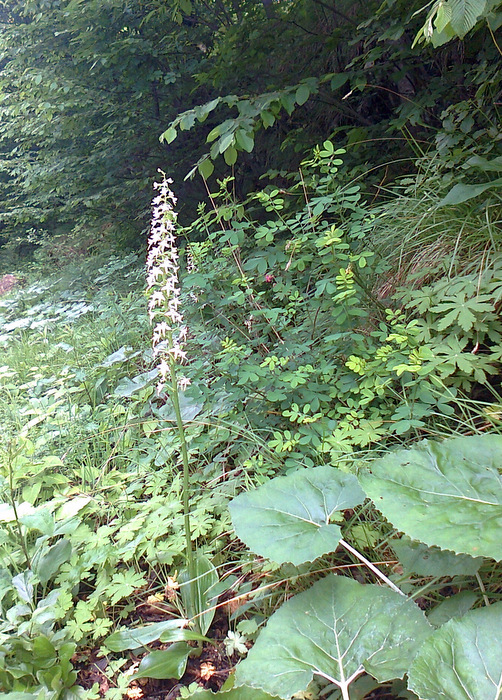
[0,1,502,699]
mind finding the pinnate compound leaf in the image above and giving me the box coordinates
[229,466,365,565]
[408,602,502,700]
[104,619,188,652]
[133,642,191,680]
[235,575,431,699]
[359,435,502,560]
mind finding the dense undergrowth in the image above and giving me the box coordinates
[1,146,502,700]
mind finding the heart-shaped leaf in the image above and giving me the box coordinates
[229,466,365,565]
[408,602,502,699]
[359,435,502,560]
[133,642,191,680]
[235,574,432,699]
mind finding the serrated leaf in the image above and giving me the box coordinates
[408,602,502,699]
[235,575,432,699]
[359,435,502,560]
[450,0,487,36]
[104,619,188,652]
[229,466,365,565]
[133,642,191,680]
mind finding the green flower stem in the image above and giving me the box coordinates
[166,344,198,632]
[7,443,31,569]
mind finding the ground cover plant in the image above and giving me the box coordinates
[1,136,501,699]
[0,1,502,698]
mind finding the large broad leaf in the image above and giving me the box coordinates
[132,642,192,680]
[229,466,365,565]
[104,619,189,652]
[408,602,502,699]
[392,537,483,577]
[235,574,431,700]
[359,435,502,560]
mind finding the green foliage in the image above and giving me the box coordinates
[235,575,432,699]
[414,0,502,46]
[176,148,501,463]
[408,603,502,699]
[359,434,502,560]
[229,467,365,565]
[229,433,502,699]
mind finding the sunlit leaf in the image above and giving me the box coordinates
[235,575,431,699]
[408,602,502,699]
[229,466,365,565]
[359,435,502,560]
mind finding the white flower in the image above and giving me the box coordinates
[224,631,248,656]
[147,171,188,375]
[177,376,191,390]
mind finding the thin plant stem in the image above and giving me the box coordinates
[166,348,198,631]
[339,538,405,596]
[476,571,490,606]
[7,444,31,569]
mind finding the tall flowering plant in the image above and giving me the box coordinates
[146,173,197,622]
